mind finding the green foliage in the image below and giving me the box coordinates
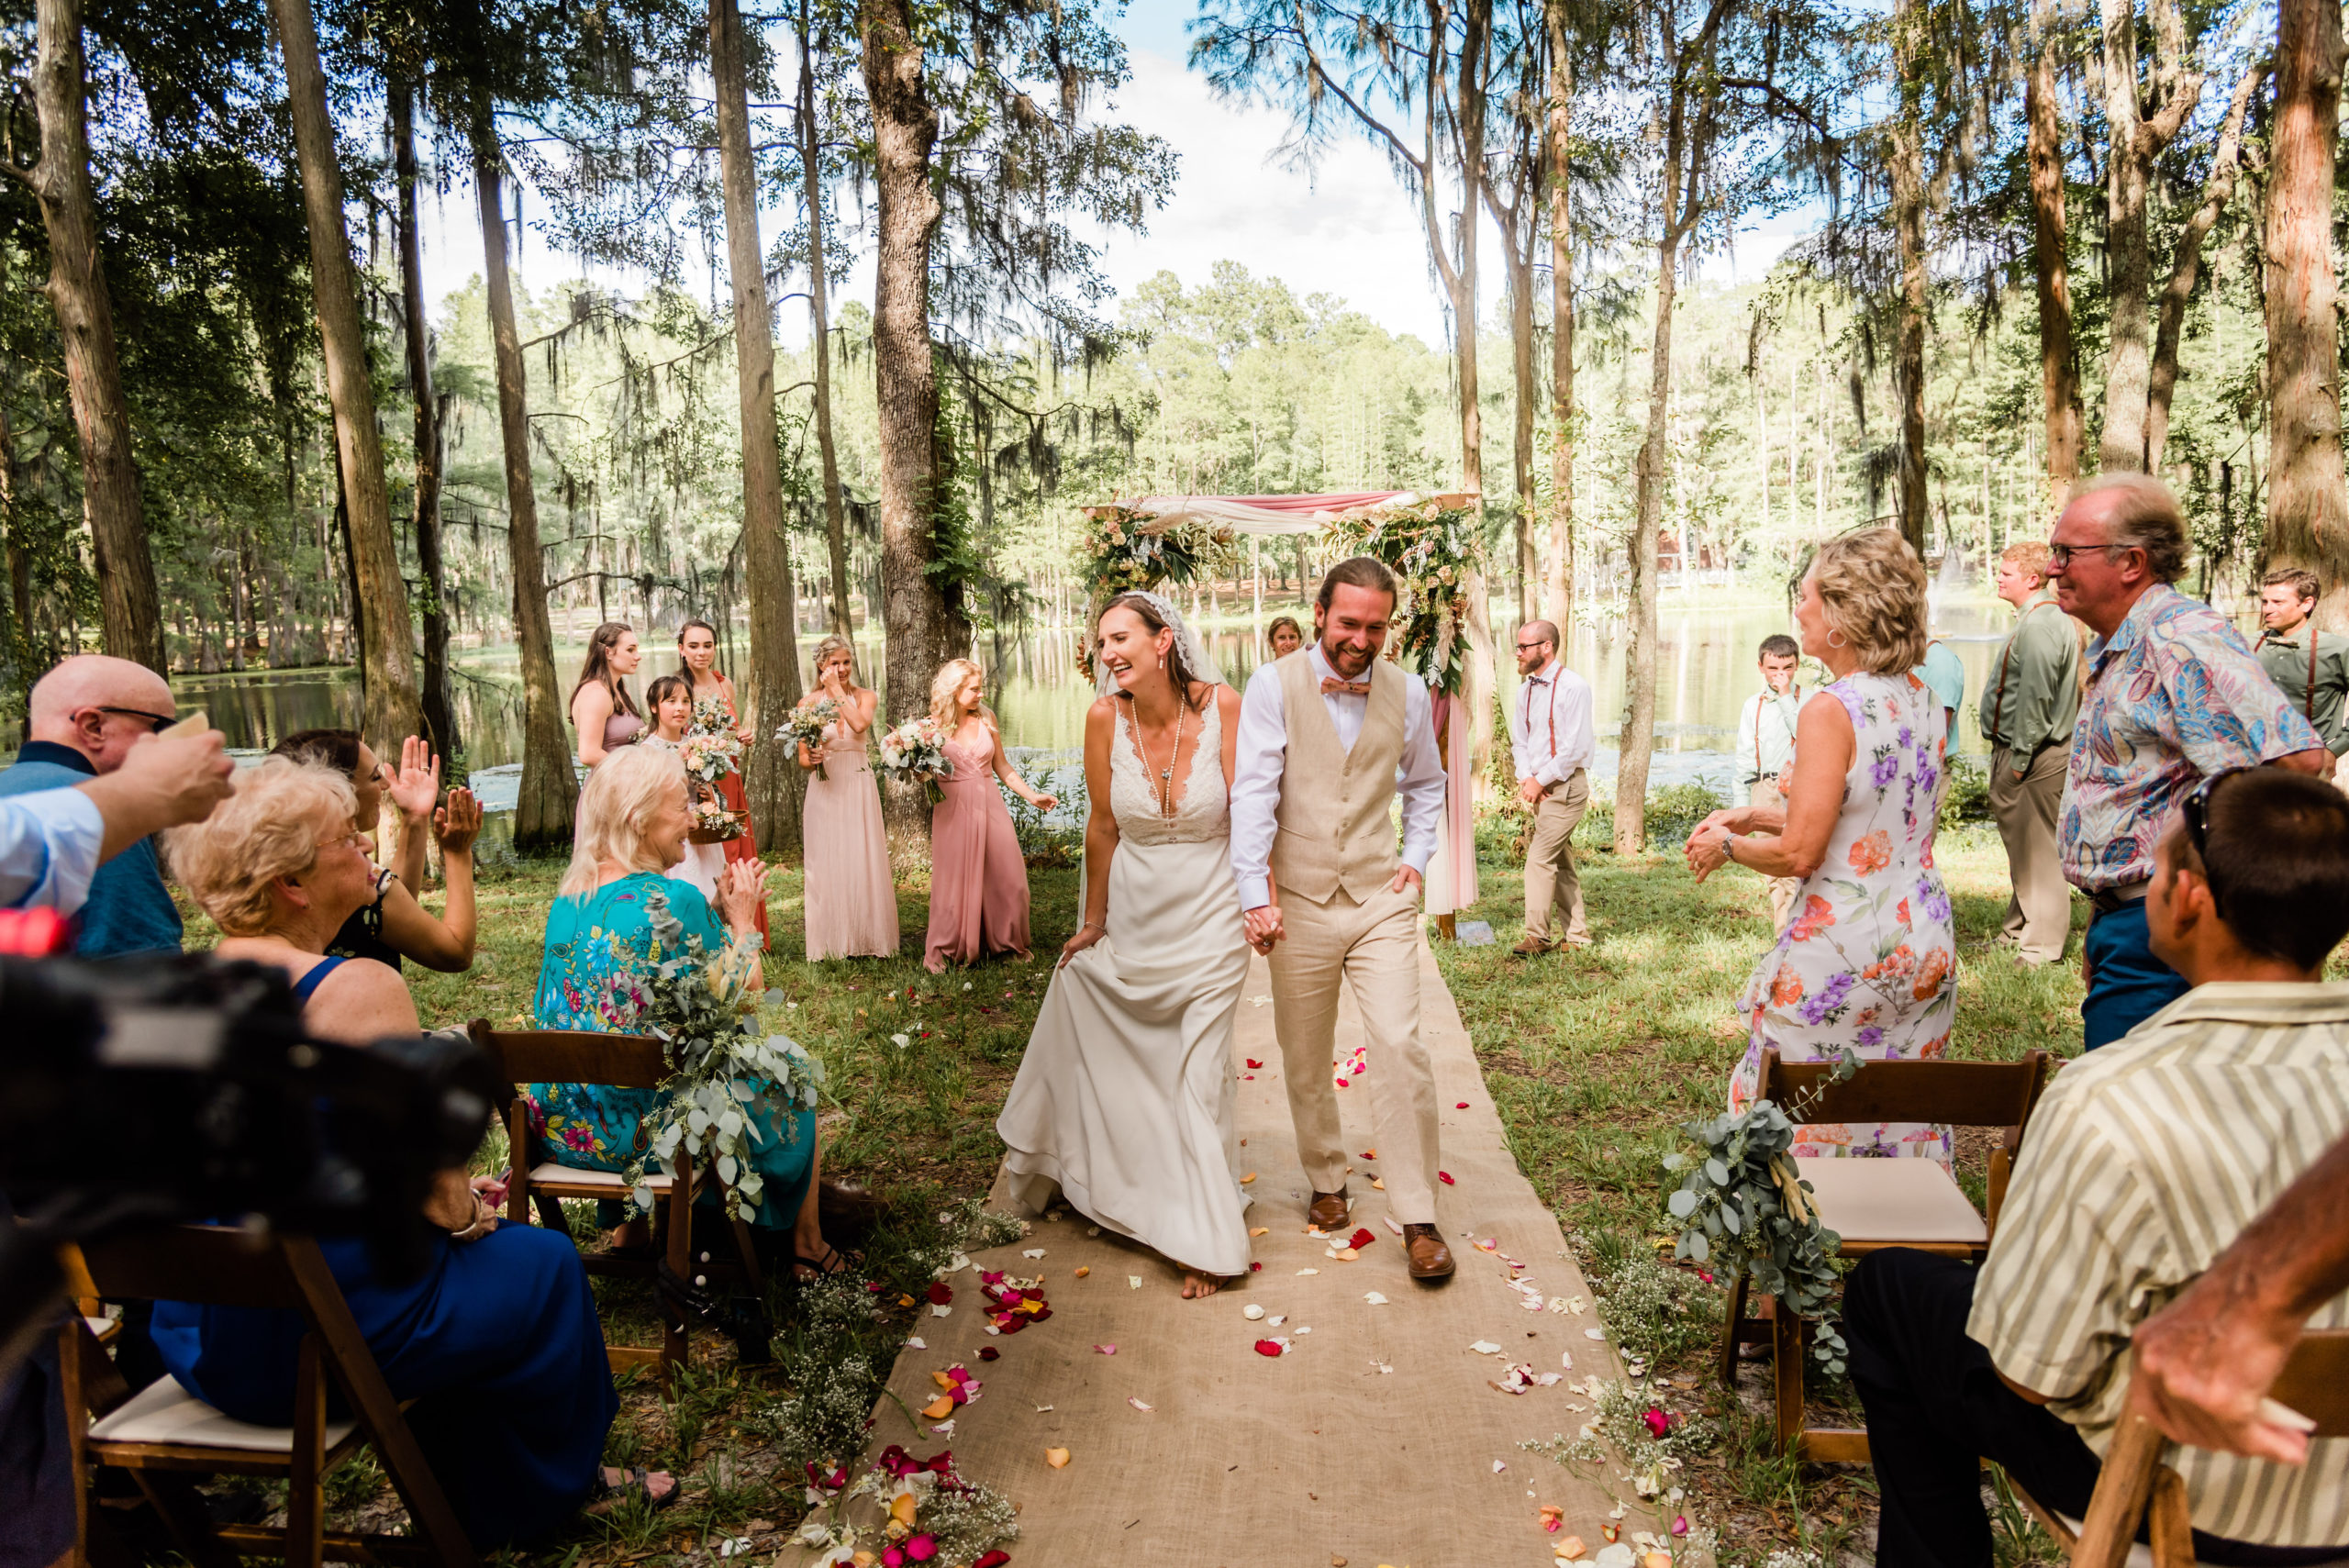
[1645,784,1730,848]
[1585,1241,1720,1368]
[1661,1051,1862,1374]
[1940,754,1995,828]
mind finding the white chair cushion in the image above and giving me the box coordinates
[528,1161,671,1191]
[1797,1158,1988,1245]
[87,1374,355,1452]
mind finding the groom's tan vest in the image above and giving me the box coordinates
[1269,650,1408,904]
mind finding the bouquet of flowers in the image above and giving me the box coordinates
[617,886,827,1224]
[679,728,741,787]
[878,716,954,804]
[690,797,746,843]
[774,697,844,780]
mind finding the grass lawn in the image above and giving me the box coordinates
[162,819,2080,1568]
[1434,822,2087,1568]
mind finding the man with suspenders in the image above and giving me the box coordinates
[1731,634,1804,929]
[1980,541,2081,965]
[2254,568,2349,774]
[1508,619,1596,956]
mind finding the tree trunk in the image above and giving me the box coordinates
[471,100,577,849]
[1890,0,1930,558]
[1619,238,1674,855]
[799,5,854,641]
[1544,0,1575,628]
[1447,0,1498,776]
[1508,237,1537,628]
[271,0,421,754]
[393,79,457,764]
[2146,64,2258,471]
[863,0,958,854]
[20,0,164,671]
[714,0,805,846]
[2027,10,2082,517]
[2099,0,2202,471]
[2265,0,2349,628]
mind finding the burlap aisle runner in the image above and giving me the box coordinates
[802,942,1647,1567]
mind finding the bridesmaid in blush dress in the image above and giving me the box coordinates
[923,658,1057,973]
[795,634,899,959]
[570,621,644,767]
[678,617,770,949]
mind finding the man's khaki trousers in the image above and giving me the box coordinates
[1523,768,1591,947]
[1989,741,2072,964]
[1752,780,1800,931]
[1268,883,1440,1225]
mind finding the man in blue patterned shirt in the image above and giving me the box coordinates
[2049,473,2332,1048]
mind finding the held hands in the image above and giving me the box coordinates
[386,736,443,823]
[716,858,771,933]
[1685,822,1734,884]
[1243,903,1285,954]
[433,788,484,856]
[1517,775,1545,806]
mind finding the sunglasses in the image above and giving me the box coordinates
[2178,766,2255,917]
[94,706,175,733]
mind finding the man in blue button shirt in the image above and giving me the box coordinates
[0,654,190,956]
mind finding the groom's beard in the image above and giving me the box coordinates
[1320,635,1375,679]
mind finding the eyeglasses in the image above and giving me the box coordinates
[2047,542,2129,569]
[317,831,371,857]
[93,706,174,732]
[1514,640,1553,653]
[2178,766,2254,919]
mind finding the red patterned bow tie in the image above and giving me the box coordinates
[1319,676,1371,697]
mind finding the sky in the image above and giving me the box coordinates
[414,5,1817,347]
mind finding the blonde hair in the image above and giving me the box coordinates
[2000,539,2054,584]
[560,744,688,898]
[929,658,993,730]
[167,758,356,938]
[1809,528,1931,675]
[812,634,857,682]
[2073,472,2190,583]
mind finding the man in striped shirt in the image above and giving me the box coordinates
[1844,766,2349,1568]
[1508,619,1595,956]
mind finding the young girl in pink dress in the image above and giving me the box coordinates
[677,618,769,950]
[639,674,726,903]
[794,635,898,960]
[923,659,1057,973]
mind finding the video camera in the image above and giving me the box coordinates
[0,931,495,1376]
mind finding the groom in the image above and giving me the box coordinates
[1230,557,1455,1281]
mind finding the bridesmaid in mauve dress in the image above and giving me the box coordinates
[569,621,644,767]
[923,659,1058,973]
[795,635,899,959]
[678,617,770,949]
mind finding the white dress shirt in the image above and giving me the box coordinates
[1229,643,1447,910]
[1508,660,1596,786]
[1731,684,1804,806]
[0,786,105,913]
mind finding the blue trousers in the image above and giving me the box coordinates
[2082,898,2190,1050]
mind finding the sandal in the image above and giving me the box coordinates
[792,1244,856,1280]
[587,1465,680,1516]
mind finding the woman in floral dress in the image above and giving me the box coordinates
[1686,528,1957,1162]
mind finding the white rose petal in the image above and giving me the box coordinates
[1243,1304,1266,1320]
[905,1336,927,1350]
[1129,1275,1143,1290]
[1469,1340,1502,1355]
[1021,1249,1046,1259]
[1364,1292,1389,1306]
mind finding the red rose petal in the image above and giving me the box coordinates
[1456,1101,1470,1109]
[1245,1059,1264,1070]
[926,1282,952,1305]
[1250,1262,1262,1272]
[1253,1339,1286,1357]
[1348,1228,1376,1249]
[1438,1171,1455,1184]
[978,1346,1000,1361]
[974,1553,1012,1568]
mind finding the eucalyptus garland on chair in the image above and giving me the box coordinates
[1661,1048,1860,1374]
[1323,496,1483,695]
[618,886,827,1223]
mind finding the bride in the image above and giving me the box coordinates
[995,591,1253,1297]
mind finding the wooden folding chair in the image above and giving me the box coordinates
[2016,1334,2349,1568]
[466,1019,765,1388]
[61,1227,476,1568]
[1718,1047,2054,1461]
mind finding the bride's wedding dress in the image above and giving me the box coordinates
[995,695,1252,1277]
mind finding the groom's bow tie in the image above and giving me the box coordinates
[1319,676,1371,697]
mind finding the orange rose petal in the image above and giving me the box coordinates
[1074,1265,1091,1277]
[1044,1446,1071,1469]
[1250,1227,1269,1237]
[889,1493,918,1528]
[1241,1173,1257,1184]
[920,1396,956,1420]
[931,1372,955,1389]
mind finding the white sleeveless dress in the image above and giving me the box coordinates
[995,696,1253,1276]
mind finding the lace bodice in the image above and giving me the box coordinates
[1108,693,1229,846]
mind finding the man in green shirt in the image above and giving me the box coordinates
[1979,540,2080,964]
[2254,567,2349,762]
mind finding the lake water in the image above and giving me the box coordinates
[150,593,2017,815]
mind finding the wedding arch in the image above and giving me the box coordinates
[1074,490,1484,695]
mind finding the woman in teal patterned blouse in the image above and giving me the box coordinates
[530,745,846,1276]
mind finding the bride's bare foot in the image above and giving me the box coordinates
[1182,1269,1227,1299]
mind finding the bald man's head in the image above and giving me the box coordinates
[28,655,176,774]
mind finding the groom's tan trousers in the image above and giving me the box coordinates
[1268,882,1442,1225]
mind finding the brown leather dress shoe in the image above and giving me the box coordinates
[1308,1190,1351,1229]
[1510,936,1553,958]
[1402,1222,1455,1280]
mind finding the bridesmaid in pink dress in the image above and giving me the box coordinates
[568,621,643,766]
[794,635,900,960]
[923,658,1057,973]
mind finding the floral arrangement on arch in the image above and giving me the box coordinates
[1074,505,1236,598]
[1323,496,1484,696]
